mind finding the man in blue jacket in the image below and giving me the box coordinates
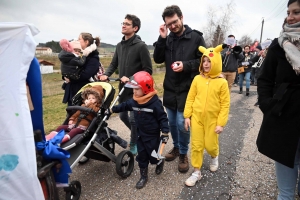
[153,5,206,173]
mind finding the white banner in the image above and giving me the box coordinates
[0,22,44,200]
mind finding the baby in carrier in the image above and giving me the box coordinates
[58,39,96,81]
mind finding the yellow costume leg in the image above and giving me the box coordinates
[190,115,205,169]
[204,120,219,158]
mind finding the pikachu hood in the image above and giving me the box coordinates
[198,44,226,79]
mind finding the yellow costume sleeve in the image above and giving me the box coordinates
[183,76,199,118]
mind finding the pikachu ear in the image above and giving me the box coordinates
[198,46,206,54]
[215,44,223,53]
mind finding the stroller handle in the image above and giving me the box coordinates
[107,77,120,82]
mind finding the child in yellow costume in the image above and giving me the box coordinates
[183,44,230,187]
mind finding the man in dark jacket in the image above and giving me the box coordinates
[100,14,152,155]
[153,5,206,173]
[221,35,244,92]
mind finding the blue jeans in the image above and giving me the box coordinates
[166,108,190,154]
[238,71,251,89]
[275,139,300,200]
[119,111,137,144]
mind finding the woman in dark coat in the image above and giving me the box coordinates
[256,0,300,198]
[62,32,100,105]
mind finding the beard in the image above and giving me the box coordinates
[171,22,184,35]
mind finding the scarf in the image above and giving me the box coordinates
[133,90,157,104]
[278,21,300,75]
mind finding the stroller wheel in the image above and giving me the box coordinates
[116,150,134,178]
[78,156,90,164]
[65,181,81,200]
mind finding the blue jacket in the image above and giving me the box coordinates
[112,95,169,141]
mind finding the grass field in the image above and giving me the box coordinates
[42,56,165,133]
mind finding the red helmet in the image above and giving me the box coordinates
[125,71,154,94]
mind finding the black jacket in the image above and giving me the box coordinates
[153,25,206,111]
[221,47,244,72]
[112,95,169,141]
[62,50,99,104]
[104,34,152,103]
[58,50,87,80]
[257,38,300,168]
[238,52,254,73]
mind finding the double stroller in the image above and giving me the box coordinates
[35,81,134,200]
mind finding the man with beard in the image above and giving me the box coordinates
[100,14,152,155]
[153,5,206,173]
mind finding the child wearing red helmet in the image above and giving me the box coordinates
[108,71,169,189]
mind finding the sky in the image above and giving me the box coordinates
[0,0,288,46]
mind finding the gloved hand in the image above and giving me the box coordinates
[105,108,112,120]
[160,133,169,144]
[82,43,97,56]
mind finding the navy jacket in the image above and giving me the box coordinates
[62,50,99,104]
[112,95,169,141]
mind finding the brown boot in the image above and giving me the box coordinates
[178,154,189,173]
[165,147,179,161]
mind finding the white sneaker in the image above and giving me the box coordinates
[210,156,219,172]
[185,171,201,187]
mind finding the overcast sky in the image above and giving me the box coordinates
[0,0,288,46]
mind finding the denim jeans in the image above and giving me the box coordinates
[238,71,251,89]
[119,111,137,144]
[275,138,300,200]
[166,107,190,154]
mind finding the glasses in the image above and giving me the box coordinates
[165,18,180,28]
[121,22,132,26]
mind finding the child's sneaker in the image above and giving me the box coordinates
[210,156,219,172]
[185,171,201,187]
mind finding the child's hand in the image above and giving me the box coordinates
[68,120,74,125]
[184,118,190,131]
[215,126,223,134]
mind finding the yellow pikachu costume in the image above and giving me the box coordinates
[183,44,230,169]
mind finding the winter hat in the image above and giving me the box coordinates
[70,40,82,51]
[198,44,225,78]
[81,85,104,106]
[59,39,74,53]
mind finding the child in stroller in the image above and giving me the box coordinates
[46,85,104,143]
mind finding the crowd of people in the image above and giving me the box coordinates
[53,0,300,198]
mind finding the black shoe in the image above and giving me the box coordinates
[136,168,148,189]
[155,159,165,175]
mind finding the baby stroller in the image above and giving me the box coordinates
[35,81,134,200]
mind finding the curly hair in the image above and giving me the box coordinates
[162,5,182,21]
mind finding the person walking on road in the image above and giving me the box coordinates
[100,14,152,155]
[256,0,300,198]
[153,5,206,173]
[183,44,230,186]
[107,71,169,189]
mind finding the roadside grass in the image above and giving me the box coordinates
[42,56,165,133]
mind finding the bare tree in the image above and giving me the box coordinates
[202,0,236,47]
[238,35,253,47]
[212,25,224,47]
